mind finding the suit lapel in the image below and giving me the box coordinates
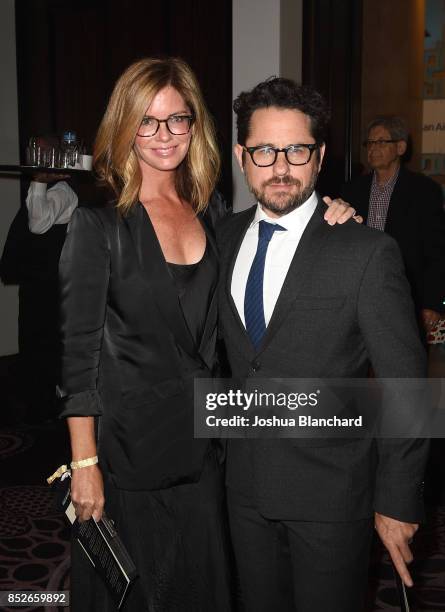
[196,209,219,366]
[125,203,196,358]
[225,206,257,355]
[258,197,331,354]
[360,174,372,223]
[199,208,218,257]
[385,168,406,234]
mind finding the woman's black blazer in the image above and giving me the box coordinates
[58,193,228,490]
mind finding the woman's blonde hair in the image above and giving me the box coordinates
[94,57,221,214]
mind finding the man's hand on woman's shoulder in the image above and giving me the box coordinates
[323,196,363,225]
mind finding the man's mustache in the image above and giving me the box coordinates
[262,176,301,187]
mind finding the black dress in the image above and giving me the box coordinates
[71,245,232,612]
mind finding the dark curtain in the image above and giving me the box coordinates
[303,0,363,196]
[15,0,233,200]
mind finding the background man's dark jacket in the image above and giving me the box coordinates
[341,167,445,314]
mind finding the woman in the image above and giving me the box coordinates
[58,57,356,611]
[58,57,231,611]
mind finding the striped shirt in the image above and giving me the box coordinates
[367,168,399,231]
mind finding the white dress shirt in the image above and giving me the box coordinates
[231,191,318,327]
[26,180,78,234]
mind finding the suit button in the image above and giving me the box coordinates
[251,360,261,372]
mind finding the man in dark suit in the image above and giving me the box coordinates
[217,79,428,611]
[341,115,445,333]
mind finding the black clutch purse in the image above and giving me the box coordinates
[48,466,138,609]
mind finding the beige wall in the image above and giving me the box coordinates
[361,0,425,170]
[232,0,303,211]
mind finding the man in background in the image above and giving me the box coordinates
[342,116,445,335]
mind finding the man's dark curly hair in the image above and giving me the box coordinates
[233,77,330,146]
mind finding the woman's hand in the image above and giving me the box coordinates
[323,196,363,225]
[71,464,105,522]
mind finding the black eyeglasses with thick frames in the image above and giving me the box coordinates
[363,139,398,148]
[243,143,320,167]
[137,114,194,137]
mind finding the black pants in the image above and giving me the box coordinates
[227,488,373,612]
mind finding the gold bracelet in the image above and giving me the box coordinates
[70,456,98,470]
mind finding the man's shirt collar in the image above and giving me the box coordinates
[250,190,318,232]
[372,166,400,191]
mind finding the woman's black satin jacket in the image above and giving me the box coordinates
[57,192,228,490]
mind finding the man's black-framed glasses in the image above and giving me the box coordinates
[243,143,320,167]
[137,114,194,137]
[363,139,398,148]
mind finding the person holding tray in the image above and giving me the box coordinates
[25,134,77,235]
[57,57,356,611]
[0,143,76,424]
[21,163,76,423]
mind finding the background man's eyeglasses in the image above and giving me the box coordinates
[363,139,398,148]
[243,143,320,167]
[137,114,194,137]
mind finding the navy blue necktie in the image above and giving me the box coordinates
[244,220,286,350]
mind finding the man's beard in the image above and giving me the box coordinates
[247,170,318,216]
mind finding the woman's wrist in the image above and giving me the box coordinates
[70,455,98,470]
[67,416,98,466]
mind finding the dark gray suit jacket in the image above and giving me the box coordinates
[217,196,428,523]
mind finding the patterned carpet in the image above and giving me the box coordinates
[0,426,70,612]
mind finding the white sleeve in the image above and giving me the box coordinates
[26,181,78,234]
